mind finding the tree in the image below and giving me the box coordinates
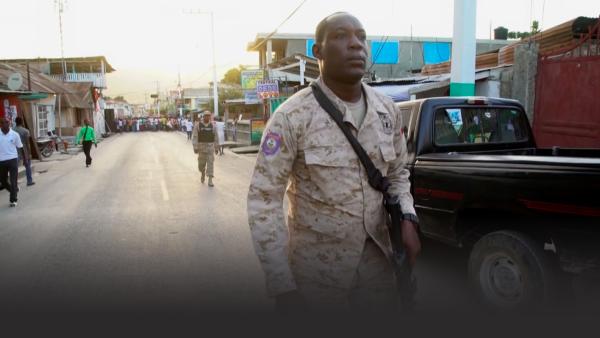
[207,83,243,115]
[531,20,540,34]
[507,20,541,40]
[221,65,248,86]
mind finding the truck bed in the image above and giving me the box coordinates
[417,148,600,170]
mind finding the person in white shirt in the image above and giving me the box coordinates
[0,118,24,207]
[215,117,226,155]
[185,119,194,140]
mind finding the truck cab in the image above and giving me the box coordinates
[396,97,600,309]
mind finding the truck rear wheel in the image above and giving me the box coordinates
[468,230,556,309]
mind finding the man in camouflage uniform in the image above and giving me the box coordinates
[247,13,421,311]
[192,111,218,187]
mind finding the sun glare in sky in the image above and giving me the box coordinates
[1,0,597,103]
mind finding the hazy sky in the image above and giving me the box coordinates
[1,0,598,103]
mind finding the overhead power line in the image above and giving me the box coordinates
[252,0,308,51]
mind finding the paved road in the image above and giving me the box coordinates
[0,131,267,313]
[1,131,597,315]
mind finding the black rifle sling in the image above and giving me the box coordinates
[310,83,390,196]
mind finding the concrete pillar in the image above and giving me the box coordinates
[266,39,273,65]
[499,68,514,99]
[450,0,477,96]
[511,43,539,125]
[299,58,306,85]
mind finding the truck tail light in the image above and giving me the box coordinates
[467,97,489,105]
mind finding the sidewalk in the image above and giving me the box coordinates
[17,142,85,179]
[230,145,259,154]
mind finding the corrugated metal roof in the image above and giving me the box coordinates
[421,16,599,74]
[0,63,92,108]
[499,16,598,64]
[0,56,115,72]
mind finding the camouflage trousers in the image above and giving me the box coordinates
[294,239,398,312]
[197,142,215,177]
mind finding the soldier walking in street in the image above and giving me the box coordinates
[247,12,421,312]
[13,117,35,186]
[0,118,24,207]
[192,111,218,187]
[76,119,97,168]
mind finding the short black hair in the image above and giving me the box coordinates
[15,117,23,125]
[315,12,350,43]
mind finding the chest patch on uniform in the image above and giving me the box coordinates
[377,112,393,135]
[262,131,282,156]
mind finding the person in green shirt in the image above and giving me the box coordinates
[76,119,97,167]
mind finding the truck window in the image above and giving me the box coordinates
[434,108,529,146]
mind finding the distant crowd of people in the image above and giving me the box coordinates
[114,117,185,133]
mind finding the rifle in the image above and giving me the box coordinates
[310,83,417,311]
[384,195,417,311]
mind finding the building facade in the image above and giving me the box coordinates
[0,56,115,136]
[182,87,211,112]
[247,33,511,80]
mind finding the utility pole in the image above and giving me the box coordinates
[177,68,183,117]
[184,9,219,117]
[56,0,67,81]
[55,0,67,137]
[209,11,219,117]
[450,0,477,96]
[156,81,160,116]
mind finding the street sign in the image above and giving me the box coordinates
[244,91,260,105]
[256,80,279,99]
[241,70,264,90]
[150,94,159,99]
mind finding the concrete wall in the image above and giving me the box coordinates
[476,43,503,54]
[511,43,539,124]
[369,63,412,79]
[285,40,306,56]
[476,79,501,98]
[398,41,426,72]
[500,68,514,99]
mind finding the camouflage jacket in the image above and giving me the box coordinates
[192,121,218,151]
[247,78,416,297]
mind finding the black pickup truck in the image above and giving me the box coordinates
[396,97,600,309]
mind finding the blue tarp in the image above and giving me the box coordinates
[306,39,315,58]
[423,42,451,65]
[371,41,399,64]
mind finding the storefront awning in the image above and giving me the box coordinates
[19,93,50,100]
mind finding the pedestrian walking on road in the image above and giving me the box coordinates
[13,117,35,186]
[0,118,24,207]
[192,112,218,187]
[76,119,97,168]
[247,13,420,311]
[185,119,194,140]
[215,117,225,155]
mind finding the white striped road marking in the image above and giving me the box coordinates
[161,179,169,201]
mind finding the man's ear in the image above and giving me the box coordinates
[312,42,322,59]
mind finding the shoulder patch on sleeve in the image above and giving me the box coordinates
[377,111,394,135]
[262,131,283,156]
